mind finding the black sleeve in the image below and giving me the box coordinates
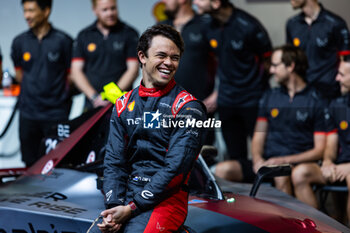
[103,105,129,208]
[334,17,350,54]
[11,37,22,69]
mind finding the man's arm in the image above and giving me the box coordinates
[103,105,129,209]
[14,68,23,83]
[265,133,326,165]
[251,119,268,173]
[71,59,98,100]
[334,17,350,57]
[321,132,338,182]
[115,59,139,91]
[11,37,23,83]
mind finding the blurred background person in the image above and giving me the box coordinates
[71,0,139,111]
[159,0,217,150]
[287,0,350,99]
[193,0,272,182]
[292,55,350,226]
[11,0,73,167]
[252,45,327,194]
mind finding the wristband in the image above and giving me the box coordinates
[90,93,99,101]
[128,201,137,211]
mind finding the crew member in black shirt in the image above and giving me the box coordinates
[252,45,327,194]
[71,0,139,110]
[11,0,73,167]
[159,0,216,146]
[286,0,350,99]
[193,0,272,176]
[292,56,350,225]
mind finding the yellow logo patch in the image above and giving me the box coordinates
[293,38,301,47]
[128,101,135,112]
[210,39,218,49]
[23,52,31,62]
[340,121,348,130]
[87,43,97,52]
[271,108,279,118]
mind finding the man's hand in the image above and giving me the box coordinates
[253,158,266,174]
[97,205,132,232]
[203,91,217,113]
[97,212,122,233]
[334,163,350,182]
[92,94,109,108]
[321,161,336,182]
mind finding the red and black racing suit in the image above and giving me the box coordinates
[103,79,206,232]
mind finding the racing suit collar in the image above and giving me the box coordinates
[139,79,176,97]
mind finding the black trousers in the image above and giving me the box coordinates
[19,114,62,167]
[218,106,258,160]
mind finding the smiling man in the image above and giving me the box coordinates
[11,0,73,167]
[97,24,206,233]
[71,0,139,110]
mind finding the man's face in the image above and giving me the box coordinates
[94,0,118,28]
[193,0,212,15]
[23,1,49,29]
[290,0,306,10]
[162,0,180,19]
[336,61,350,95]
[270,50,290,85]
[139,35,181,88]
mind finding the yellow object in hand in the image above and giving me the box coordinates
[100,82,127,104]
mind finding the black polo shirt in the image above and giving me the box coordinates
[11,26,73,120]
[257,86,328,160]
[286,5,350,98]
[159,15,215,100]
[328,94,350,163]
[72,20,139,92]
[204,6,272,107]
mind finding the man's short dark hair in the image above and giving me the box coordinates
[343,54,350,63]
[137,24,184,58]
[21,0,52,10]
[275,44,309,80]
[217,0,230,8]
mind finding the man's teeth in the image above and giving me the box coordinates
[159,69,171,74]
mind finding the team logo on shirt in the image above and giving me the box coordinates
[340,120,348,130]
[23,52,31,62]
[210,39,218,49]
[293,38,301,47]
[231,40,243,50]
[48,52,59,62]
[128,101,135,112]
[316,37,328,47]
[271,108,279,118]
[189,33,202,42]
[113,41,124,51]
[87,43,96,52]
[296,110,308,122]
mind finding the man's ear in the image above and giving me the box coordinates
[44,7,51,19]
[138,51,147,65]
[287,62,295,73]
[211,0,221,10]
